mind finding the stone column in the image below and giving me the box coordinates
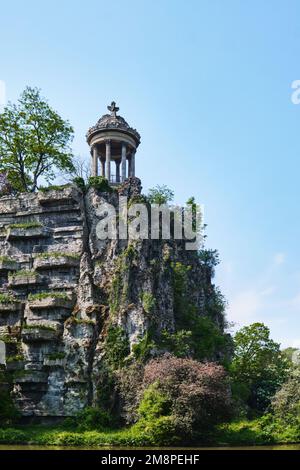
[92,146,98,176]
[105,140,111,182]
[116,160,121,183]
[101,159,105,177]
[121,143,127,181]
[131,150,136,177]
[128,156,132,177]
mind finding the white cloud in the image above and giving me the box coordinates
[228,289,262,326]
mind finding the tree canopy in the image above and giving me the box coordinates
[0,87,74,192]
[230,322,291,412]
[147,185,174,205]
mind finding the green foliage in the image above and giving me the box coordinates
[65,407,115,431]
[23,324,56,331]
[8,269,37,278]
[6,354,24,363]
[142,356,232,440]
[141,292,156,313]
[35,252,80,260]
[46,352,66,360]
[0,256,16,264]
[28,291,69,301]
[132,331,156,361]
[0,335,16,344]
[109,246,136,314]
[170,261,228,361]
[0,372,20,425]
[68,317,95,326]
[160,329,192,357]
[38,184,70,192]
[198,249,220,273]
[105,325,130,369]
[186,196,202,232]
[9,221,42,229]
[0,87,74,192]
[88,176,113,193]
[138,383,171,420]
[0,293,17,304]
[230,323,291,413]
[147,185,174,205]
[73,176,86,193]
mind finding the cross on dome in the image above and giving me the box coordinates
[107,101,119,117]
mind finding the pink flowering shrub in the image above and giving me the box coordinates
[140,355,232,437]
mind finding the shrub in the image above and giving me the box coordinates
[66,407,115,431]
[132,331,156,362]
[141,292,156,314]
[272,369,300,424]
[0,372,20,425]
[142,355,232,439]
[105,325,130,369]
[88,176,113,193]
[115,362,145,424]
[73,176,86,193]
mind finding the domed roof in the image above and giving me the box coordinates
[86,102,141,145]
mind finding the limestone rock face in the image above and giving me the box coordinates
[0,180,223,418]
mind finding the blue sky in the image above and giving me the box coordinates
[1,0,300,347]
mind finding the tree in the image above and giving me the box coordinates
[147,185,174,205]
[0,87,74,192]
[230,323,291,413]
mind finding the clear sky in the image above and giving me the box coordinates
[1,0,300,348]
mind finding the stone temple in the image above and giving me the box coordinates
[87,102,140,183]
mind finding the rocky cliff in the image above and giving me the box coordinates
[0,178,227,419]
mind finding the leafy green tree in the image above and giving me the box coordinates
[0,87,74,192]
[230,323,291,413]
[147,185,174,205]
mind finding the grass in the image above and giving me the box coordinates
[66,317,95,326]
[8,222,42,230]
[9,270,37,278]
[0,256,17,264]
[0,423,174,447]
[1,418,300,447]
[28,292,70,301]
[23,324,56,332]
[0,293,18,304]
[35,252,80,260]
[214,417,300,446]
[38,184,71,193]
